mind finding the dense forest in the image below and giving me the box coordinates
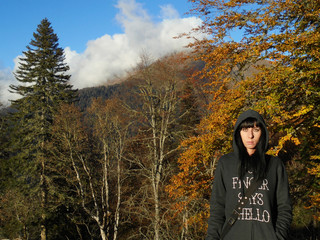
[1,0,320,239]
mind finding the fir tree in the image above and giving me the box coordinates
[9,18,76,240]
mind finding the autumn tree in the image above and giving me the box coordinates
[8,18,76,240]
[176,78,201,139]
[167,0,320,238]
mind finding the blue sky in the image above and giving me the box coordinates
[0,0,192,68]
[0,0,203,104]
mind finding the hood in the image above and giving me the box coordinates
[232,109,269,156]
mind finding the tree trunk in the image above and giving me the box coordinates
[312,195,318,240]
[103,143,111,238]
[100,227,107,240]
[114,148,122,240]
[40,222,46,240]
[182,206,189,240]
[153,179,160,240]
[40,156,47,240]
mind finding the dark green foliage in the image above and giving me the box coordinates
[9,18,76,164]
[10,18,75,128]
[9,17,76,186]
[76,84,122,111]
[6,18,77,239]
[1,29,206,238]
[76,82,141,112]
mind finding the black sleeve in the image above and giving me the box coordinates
[206,159,226,240]
[275,160,292,240]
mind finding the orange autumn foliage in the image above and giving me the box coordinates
[167,0,320,237]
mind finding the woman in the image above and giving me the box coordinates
[206,110,292,240]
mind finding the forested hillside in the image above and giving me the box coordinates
[76,59,206,113]
[1,0,320,239]
[77,84,124,111]
[0,25,207,238]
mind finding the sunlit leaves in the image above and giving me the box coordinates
[167,0,320,236]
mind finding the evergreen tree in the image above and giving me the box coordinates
[9,18,76,240]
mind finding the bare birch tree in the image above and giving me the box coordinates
[88,98,132,240]
[125,53,188,240]
[50,102,130,240]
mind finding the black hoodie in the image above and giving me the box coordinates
[205,110,292,240]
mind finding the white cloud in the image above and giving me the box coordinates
[160,4,180,19]
[0,55,28,105]
[0,68,17,106]
[65,0,206,89]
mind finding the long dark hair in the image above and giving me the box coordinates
[235,117,267,180]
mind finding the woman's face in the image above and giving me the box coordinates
[240,124,262,155]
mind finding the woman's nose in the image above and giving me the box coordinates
[248,129,254,138]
